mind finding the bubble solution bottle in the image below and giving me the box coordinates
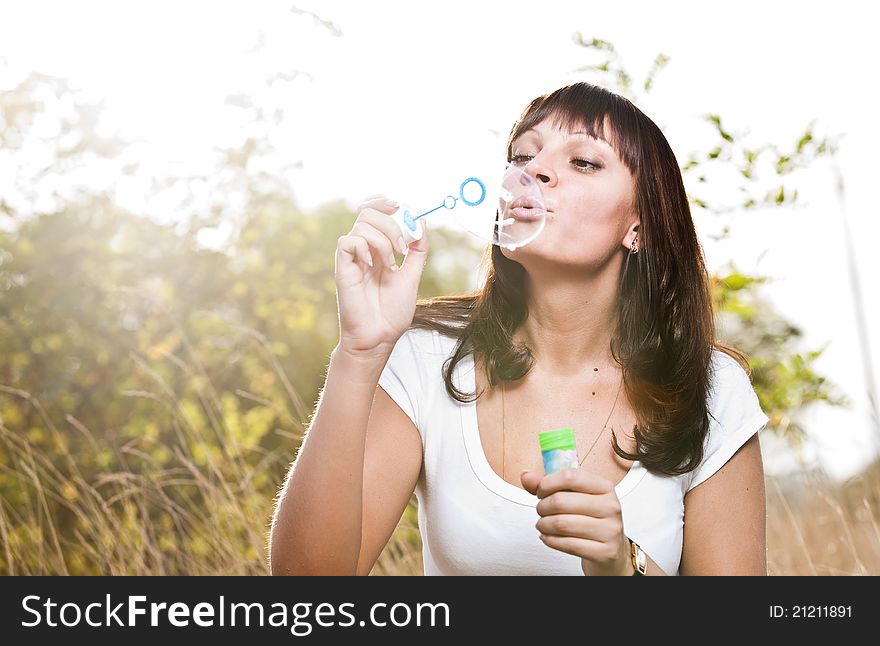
[538,428,580,475]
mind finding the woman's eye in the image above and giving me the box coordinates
[510,154,534,165]
[572,158,599,170]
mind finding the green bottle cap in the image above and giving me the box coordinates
[538,428,576,453]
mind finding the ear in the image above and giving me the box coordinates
[622,222,640,252]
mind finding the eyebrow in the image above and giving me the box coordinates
[516,128,615,154]
[566,131,614,150]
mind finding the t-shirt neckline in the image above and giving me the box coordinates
[458,351,646,506]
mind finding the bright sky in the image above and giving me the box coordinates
[2,0,878,480]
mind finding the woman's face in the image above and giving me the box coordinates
[502,116,639,270]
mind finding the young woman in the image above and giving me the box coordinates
[270,82,769,576]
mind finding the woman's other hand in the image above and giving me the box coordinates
[521,468,632,576]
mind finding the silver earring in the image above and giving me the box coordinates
[630,236,639,255]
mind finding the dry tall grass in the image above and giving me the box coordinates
[1,383,876,575]
[0,383,421,575]
[766,466,880,575]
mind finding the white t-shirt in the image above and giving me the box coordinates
[378,327,770,576]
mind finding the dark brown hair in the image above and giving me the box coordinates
[409,82,747,476]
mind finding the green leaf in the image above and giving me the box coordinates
[796,130,813,153]
[723,272,752,291]
[776,155,793,175]
[644,53,670,93]
[775,186,786,204]
[704,113,734,142]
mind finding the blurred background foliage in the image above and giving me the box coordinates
[0,32,873,576]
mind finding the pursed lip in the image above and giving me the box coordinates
[508,195,546,211]
[507,203,549,223]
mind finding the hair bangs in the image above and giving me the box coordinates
[506,84,640,176]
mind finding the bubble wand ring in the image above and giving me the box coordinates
[393,177,487,245]
[412,177,486,220]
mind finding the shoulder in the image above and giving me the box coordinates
[707,348,756,406]
[385,327,461,380]
[396,327,456,358]
[709,346,750,377]
[378,327,463,432]
[686,347,769,492]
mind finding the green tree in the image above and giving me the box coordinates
[572,35,848,446]
[0,66,478,573]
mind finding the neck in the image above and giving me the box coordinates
[514,263,620,377]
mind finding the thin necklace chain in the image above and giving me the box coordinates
[501,372,624,482]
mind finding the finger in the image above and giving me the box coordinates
[520,470,542,496]
[535,490,616,519]
[337,234,374,269]
[535,513,621,544]
[539,535,613,562]
[536,513,601,540]
[535,468,614,499]
[356,197,400,217]
[350,222,398,270]
[357,208,409,255]
[398,216,429,281]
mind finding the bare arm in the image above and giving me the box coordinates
[269,345,422,575]
[680,433,767,575]
[270,194,430,575]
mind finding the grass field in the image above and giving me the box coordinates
[2,408,877,575]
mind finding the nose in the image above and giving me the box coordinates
[525,156,556,187]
